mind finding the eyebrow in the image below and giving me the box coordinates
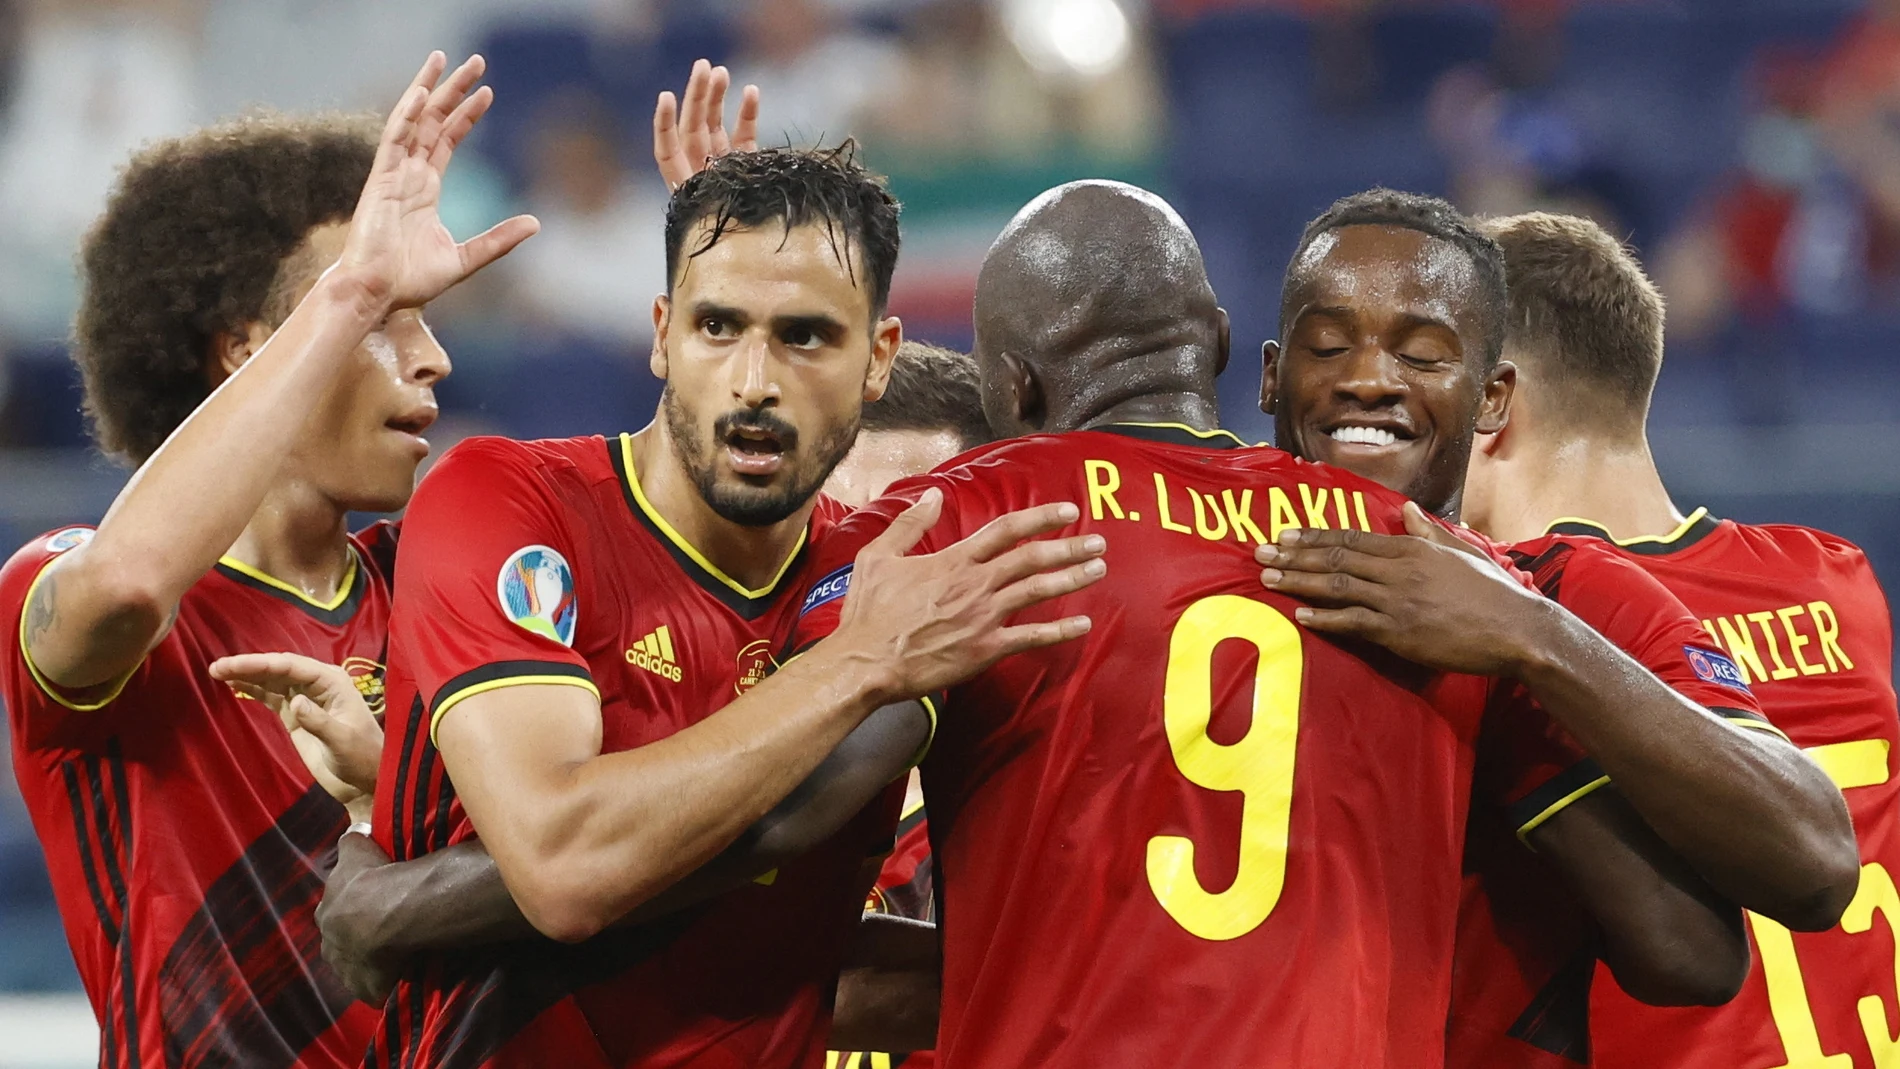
[1296,305,1459,336]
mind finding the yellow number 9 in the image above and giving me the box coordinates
[1146,595,1303,941]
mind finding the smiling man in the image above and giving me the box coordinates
[1255,189,1857,1067]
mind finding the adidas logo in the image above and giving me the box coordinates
[625,625,683,682]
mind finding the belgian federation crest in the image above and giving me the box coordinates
[497,545,578,647]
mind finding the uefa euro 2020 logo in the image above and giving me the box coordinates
[497,545,578,647]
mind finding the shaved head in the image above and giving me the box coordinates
[974,180,1227,437]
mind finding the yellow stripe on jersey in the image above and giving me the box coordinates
[1808,738,1891,790]
[1728,715,1793,744]
[1542,506,1711,547]
[619,434,807,599]
[1515,774,1613,844]
[909,695,941,770]
[17,558,140,712]
[217,550,360,611]
[430,674,602,746]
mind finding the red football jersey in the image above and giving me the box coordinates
[0,523,394,1069]
[1446,528,1780,1069]
[785,422,1508,1069]
[370,433,899,1069]
[1564,511,1900,1069]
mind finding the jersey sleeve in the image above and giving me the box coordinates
[389,439,597,745]
[0,527,154,745]
[1489,539,1777,842]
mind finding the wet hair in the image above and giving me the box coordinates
[75,113,377,463]
[1482,212,1664,433]
[1281,188,1509,368]
[663,141,901,318]
[864,341,990,450]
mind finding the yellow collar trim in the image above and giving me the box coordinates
[216,549,359,611]
[1544,506,1711,547]
[617,433,808,600]
[1108,421,1253,447]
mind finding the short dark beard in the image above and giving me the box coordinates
[662,383,859,527]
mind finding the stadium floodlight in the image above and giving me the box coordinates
[1001,0,1134,81]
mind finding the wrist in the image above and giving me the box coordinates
[313,264,395,326]
[791,633,905,715]
[345,796,375,827]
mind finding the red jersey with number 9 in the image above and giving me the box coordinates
[783,423,1510,1069]
[1569,512,1900,1069]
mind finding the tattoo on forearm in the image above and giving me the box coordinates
[24,569,58,646]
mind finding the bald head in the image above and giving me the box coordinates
[974,180,1227,437]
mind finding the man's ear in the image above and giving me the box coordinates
[209,322,275,386]
[1003,351,1045,430]
[1214,306,1231,378]
[649,295,671,380]
[1259,340,1282,415]
[864,316,903,402]
[1477,359,1516,436]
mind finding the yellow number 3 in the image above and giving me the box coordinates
[1146,595,1303,941]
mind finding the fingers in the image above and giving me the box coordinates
[1256,539,1404,586]
[1273,525,1409,557]
[734,84,761,151]
[372,83,431,177]
[456,213,541,277]
[428,84,494,174]
[956,502,1082,564]
[209,651,334,689]
[983,532,1105,592]
[1260,567,1388,609]
[860,488,945,560]
[653,90,685,188]
[1291,604,1389,637]
[992,615,1095,657]
[992,557,1108,617]
[678,58,714,163]
[415,53,486,156]
[706,65,732,155]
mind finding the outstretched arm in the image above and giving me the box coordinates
[23,52,535,695]
[1259,503,1857,933]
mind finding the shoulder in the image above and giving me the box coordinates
[0,526,99,605]
[1505,532,1660,606]
[1732,520,1871,571]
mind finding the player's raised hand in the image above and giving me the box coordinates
[335,51,540,313]
[654,58,761,191]
[211,652,384,810]
[1254,501,1554,677]
[833,491,1106,702]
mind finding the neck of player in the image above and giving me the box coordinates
[1074,391,1224,436]
[1468,426,1686,544]
[222,477,356,602]
[633,425,817,592]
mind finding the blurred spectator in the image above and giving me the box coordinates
[728,0,900,145]
[0,0,199,345]
[503,88,668,349]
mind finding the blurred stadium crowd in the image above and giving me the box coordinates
[0,0,1897,999]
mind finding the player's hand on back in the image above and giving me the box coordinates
[210,652,383,819]
[315,831,403,1005]
[832,490,1107,703]
[653,57,761,191]
[332,51,540,315]
[1255,501,1558,677]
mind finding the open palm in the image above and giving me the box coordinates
[338,52,539,311]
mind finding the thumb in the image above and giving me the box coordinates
[860,488,943,560]
[1403,502,1482,557]
[458,214,541,279]
[290,694,362,749]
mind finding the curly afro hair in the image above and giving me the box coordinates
[74,113,377,463]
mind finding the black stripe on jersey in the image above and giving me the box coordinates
[213,550,369,626]
[60,759,118,942]
[428,661,594,718]
[157,783,354,1069]
[105,742,142,1069]
[1546,512,1721,556]
[1506,759,1608,837]
[390,696,425,859]
[1507,942,1596,1063]
[608,436,806,621]
[1506,544,1575,602]
[357,521,402,587]
[1091,422,1247,449]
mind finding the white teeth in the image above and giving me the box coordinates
[1330,426,1399,447]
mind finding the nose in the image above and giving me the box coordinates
[732,334,781,409]
[400,318,452,387]
[1332,344,1404,407]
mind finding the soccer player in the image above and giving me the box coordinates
[0,54,534,1069]
[1463,211,1900,1069]
[1251,191,1857,1063]
[778,178,1761,1068]
[346,146,1105,1068]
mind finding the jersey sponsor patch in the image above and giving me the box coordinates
[497,545,578,646]
[44,527,93,553]
[1685,645,1751,693]
[800,564,853,617]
